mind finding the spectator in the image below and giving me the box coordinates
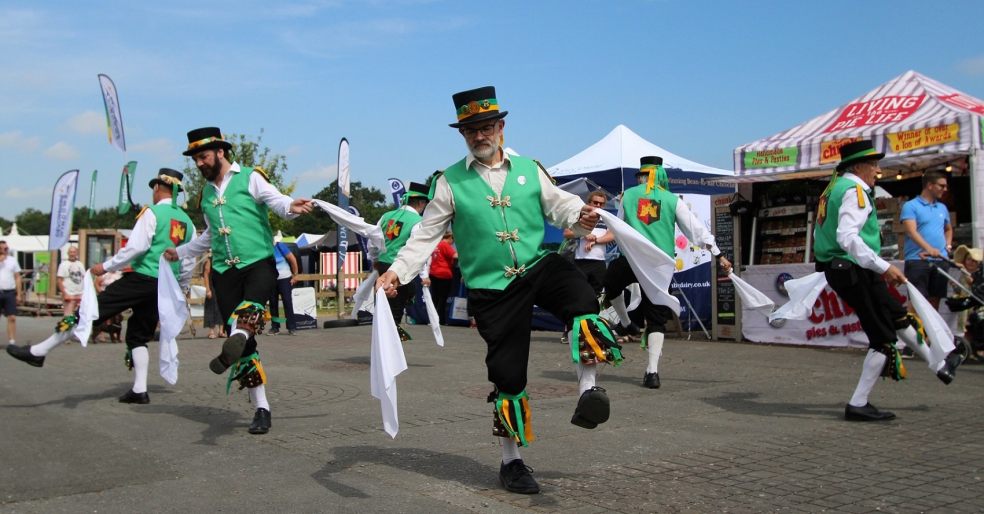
[901,170,952,310]
[57,246,85,316]
[202,250,226,339]
[563,191,609,296]
[0,240,21,344]
[269,239,298,335]
[426,231,458,324]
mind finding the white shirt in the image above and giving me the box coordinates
[0,255,20,290]
[388,150,588,285]
[616,193,721,256]
[177,162,298,260]
[57,260,86,296]
[574,226,608,261]
[103,198,199,287]
[836,173,890,274]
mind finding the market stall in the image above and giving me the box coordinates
[723,70,984,346]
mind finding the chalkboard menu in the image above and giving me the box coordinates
[712,195,739,339]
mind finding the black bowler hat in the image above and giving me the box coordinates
[836,140,884,172]
[182,127,233,156]
[449,86,508,128]
[148,168,184,192]
[636,155,663,176]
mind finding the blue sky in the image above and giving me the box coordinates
[2,0,984,221]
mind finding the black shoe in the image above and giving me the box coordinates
[498,459,540,494]
[209,333,248,374]
[936,349,962,385]
[118,390,150,404]
[844,403,896,422]
[570,386,610,429]
[614,322,641,338]
[643,372,661,389]
[248,408,271,434]
[6,344,44,368]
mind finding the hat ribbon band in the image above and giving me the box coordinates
[841,148,878,162]
[456,98,499,121]
[187,136,226,151]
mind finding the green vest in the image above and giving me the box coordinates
[201,167,275,273]
[813,176,881,264]
[378,207,423,264]
[131,203,194,278]
[620,183,679,256]
[444,155,549,290]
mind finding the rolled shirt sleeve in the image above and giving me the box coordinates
[249,171,298,220]
[835,187,890,274]
[389,177,454,285]
[102,208,156,272]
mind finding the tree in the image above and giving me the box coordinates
[182,129,295,232]
[0,216,10,234]
[14,208,49,235]
[73,205,144,230]
[291,180,390,237]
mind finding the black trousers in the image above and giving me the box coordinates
[468,253,599,395]
[269,277,296,331]
[212,258,277,357]
[575,259,607,296]
[821,261,908,349]
[429,276,453,325]
[94,272,158,350]
[602,256,673,332]
[374,262,417,325]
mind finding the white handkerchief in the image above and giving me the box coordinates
[769,272,828,322]
[422,285,445,347]
[729,272,776,315]
[906,283,955,357]
[350,270,378,319]
[311,199,387,260]
[370,288,408,438]
[73,272,100,347]
[597,211,680,315]
[156,256,185,385]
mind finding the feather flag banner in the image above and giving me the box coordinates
[48,170,79,251]
[97,74,126,153]
[87,170,98,217]
[117,161,137,215]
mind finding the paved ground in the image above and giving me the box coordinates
[1,316,982,513]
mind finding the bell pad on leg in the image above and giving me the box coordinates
[876,343,906,381]
[55,314,79,333]
[229,301,267,336]
[227,353,267,393]
[570,314,623,366]
[494,390,535,447]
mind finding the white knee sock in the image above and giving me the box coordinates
[30,331,71,357]
[249,384,270,411]
[501,439,522,464]
[646,332,664,374]
[896,326,941,371]
[849,350,887,407]
[131,346,149,394]
[575,362,597,394]
[610,294,631,328]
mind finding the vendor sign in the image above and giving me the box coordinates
[885,123,959,153]
[819,137,862,165]
[823,94,925,133]
[743,147,798,169]
[939,93,984,116]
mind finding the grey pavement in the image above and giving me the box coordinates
[1,315,983,513]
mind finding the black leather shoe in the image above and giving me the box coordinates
[643,372,661,389]
[248,408,272,434]
[614,322,641,339]
[936,349,962,385]
[118,390,150,404]
[844,403,895,421]
[6,344,44,367]
[570,386,610,429]
[499,459,540,494]
[209,333,247,374]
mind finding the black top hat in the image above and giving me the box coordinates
[148,168,184,192]
[405,181,431,201]
[636,155,663,176]
[182,127,233,156]
[449,86,508,128]
[836,140,884,172]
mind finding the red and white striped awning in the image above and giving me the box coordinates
[734,70,984,176]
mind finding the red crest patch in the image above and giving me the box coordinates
[636,199,661,225]
[385,219,404,240]
[169,219,188,246]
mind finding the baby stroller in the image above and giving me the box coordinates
[942,264,984,364]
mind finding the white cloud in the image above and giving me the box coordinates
[2,186,49,199]
[44,141,79,161]
[0,131,41,152]
[280,16,466,58]
[298,163,338,182]
[130,137,178,160]
[65,110,105,135]
[957,56,984,76]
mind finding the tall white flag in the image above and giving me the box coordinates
[97,74,126,153]
[48,170,79,250]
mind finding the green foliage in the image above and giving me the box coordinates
[14,208,50,235]
[74,206,144,230]
[181,129,295,231]
[0,216,10,233]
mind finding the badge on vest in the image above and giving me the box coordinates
[517,175,526,186]
[385,219,405,240]
[169,219,188,246]
[636,198,661,224]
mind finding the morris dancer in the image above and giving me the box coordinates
[376,86,620,494]
[165,127,312,434]
[7,169,195,404]
[599,156,730,389]
[814,140,960,422]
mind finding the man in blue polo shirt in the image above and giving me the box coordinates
[900,169,952,310]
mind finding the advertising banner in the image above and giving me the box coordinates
[97,74,126,152]
[743,147,798,169]
[49,169,79,250]
[823,94,926,133]
[819,137,863,165]
[885,123,959,153]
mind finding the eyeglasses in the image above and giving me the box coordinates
[459,123,498,138]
